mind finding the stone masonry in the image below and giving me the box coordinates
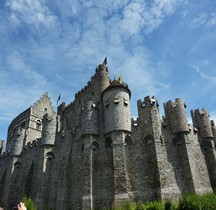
[0,59,216,209]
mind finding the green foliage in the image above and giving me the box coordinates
[135,201,145,210]
[178,193,216,210]
[21,192,216,210]
[22,196,37,210]
[144,201,165,210]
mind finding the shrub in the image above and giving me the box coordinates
[144,201,165,210]
[22,196,37,210]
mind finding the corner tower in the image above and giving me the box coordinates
[101,79,131,205]
[102,80,131,134]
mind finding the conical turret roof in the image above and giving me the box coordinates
[101,79,131,98]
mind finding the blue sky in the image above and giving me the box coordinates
[1,0,216,141]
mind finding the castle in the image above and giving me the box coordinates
[1,59,216,210]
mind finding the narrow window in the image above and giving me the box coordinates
[21,121,26,129]
[124,98,128,106]
[81,143,84,151]
[105,100,109,107]
[114,97,120,104]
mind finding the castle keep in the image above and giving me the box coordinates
[1,59,216,209]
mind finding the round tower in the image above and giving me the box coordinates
[102,80,131,134]
[41,113,56,146]
[163,98,189,133]
[81,100,99,135]
[12,127,25,156]
[191,108,213,138]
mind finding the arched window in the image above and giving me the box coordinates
[144,135,154,145]
[21,121,26,129]
[105,137,113,148]
[45,152,54,159]
[36,119,42,130]
[125,135,132,145]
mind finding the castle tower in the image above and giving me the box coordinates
[136,96,163,200]
[102,80,131,134]
[163,98,189,133]
[81,102,99,210]
[88,58,111,102]
[163,101,213,196]
[81,101,99,135]
[102,79,131,204]
[12,126,26,156]
[95,57,110,94]
[41,113,57,146]
[191,108,216,189]
[191,108,213,139]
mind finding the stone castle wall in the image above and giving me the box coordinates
[0,61,216,210]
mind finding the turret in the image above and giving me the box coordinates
[41,113,57,146]
[81,100,99,135]
[102,80,131,134]
[96,57,110,92]
[137,96,162,142]
[12,126,25,156]
[191,108,213,138]
[164,98,189,133]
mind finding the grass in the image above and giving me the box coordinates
[22,193,216,210]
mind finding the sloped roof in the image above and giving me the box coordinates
[101,79,131,98]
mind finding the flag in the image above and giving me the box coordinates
[57,94,61,105]
[118,72,123,83]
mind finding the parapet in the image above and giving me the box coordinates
[191,108,213,138]
[137,96,158,109]
[164,98,189,133]
[57,102,66,115]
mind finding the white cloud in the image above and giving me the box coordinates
[191,65,216,84]
[0,0,191,140]
[191,12,216,28]
[6,0,58,28]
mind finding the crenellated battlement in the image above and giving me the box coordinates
[137,96,158,109]
[164,98,189,134]
[191,108,213,139]
[74,62,109,100]
[1,60,216,210]
[137,96,160,128]
[75,82,92,99]
[132,118,139,127]
[57,102,66,115]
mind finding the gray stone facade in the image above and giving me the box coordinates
[0,60,216,210]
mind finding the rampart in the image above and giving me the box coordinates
[0,60,216,210]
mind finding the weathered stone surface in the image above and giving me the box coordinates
[0,60,215,210]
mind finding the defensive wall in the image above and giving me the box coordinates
[0,60,216,210]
